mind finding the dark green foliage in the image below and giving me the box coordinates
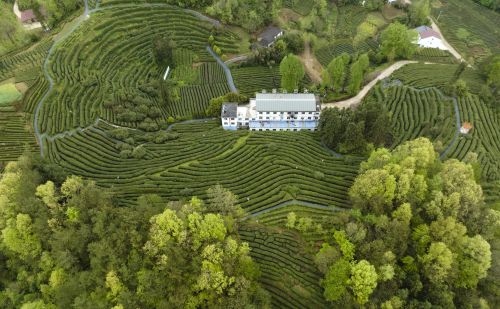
[250,40,288,66]
[206,0,278,31]
[319,99,392,154]
[206,92,248,117]
[152,36,176,68]
[283,32,305,54]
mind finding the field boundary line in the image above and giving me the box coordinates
[242,199,346,220]
[207,46,238,93]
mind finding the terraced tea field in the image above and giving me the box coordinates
[37,5,239,136]
[45,120,361,212]
[0,106,38,163]
[432,0,500,63]
[379,84,456,148]
[381,63,500,194]
[239,224,328,309]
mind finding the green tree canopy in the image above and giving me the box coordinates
[279,54,305,92]
[379,22,418,61]
[0,154,269,308]
[317,138,498,307]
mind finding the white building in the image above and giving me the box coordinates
[222,92,321,131]
[414,26,448,50]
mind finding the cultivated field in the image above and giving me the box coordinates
[38,6,239,136]
[432,0,500,63]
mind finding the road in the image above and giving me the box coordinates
[207,46,238,93]
[430,18,463,61]
[322,60,418,109]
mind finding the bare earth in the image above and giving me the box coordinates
[299,41,323,84]
[322,61,418,109]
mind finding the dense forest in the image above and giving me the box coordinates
[0,155,269,308]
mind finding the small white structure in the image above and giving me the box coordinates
[414,26,448,50]
[222,92,321,131]
[460,122,473,134]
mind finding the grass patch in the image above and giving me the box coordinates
[0,84,22,106]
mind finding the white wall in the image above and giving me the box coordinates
[418,37,448,50]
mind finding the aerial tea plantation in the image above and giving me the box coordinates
[37,5,239,136]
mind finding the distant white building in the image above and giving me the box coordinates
[414,26,448,50]
[221,92,321,131]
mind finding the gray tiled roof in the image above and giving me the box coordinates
[221,103,237,118]
[415,26,432,33]
[259,26,283,46]
[255,93,318,112]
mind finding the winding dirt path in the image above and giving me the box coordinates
[299,40,323,84]
[322,60,418,109]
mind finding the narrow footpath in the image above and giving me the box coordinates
[430,18,463,62]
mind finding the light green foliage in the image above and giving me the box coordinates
[392,203,412,224]
[429,216,467,247]
[321,138,495,306]
[421,242,453,284]
[454,79,468,97]
[324,53,350,92]
[0,84,22,106]
[349,169,397,214]
[206,0,277,31]
[333,230,355,261]
[380,22,418,61]
[105,271,124,300]
[409,0,431,26]
[381,296,404,309]
[144,209,185,256]
[60,175,83,197]
[349,260,378,305]
[440,159,483,226]
[132,145,147,159]
[0,155,268,308]
[0,3,30,56]
[20,300,57,309]
[322,258,351,301]
[378,264,395,281]
[2,213,42,260]
[286,212,297,229]
[280,54,305,92]
[347,54,369,95]
[206,184,242,217]
[455,235,491,288]
[36,181,58,208]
